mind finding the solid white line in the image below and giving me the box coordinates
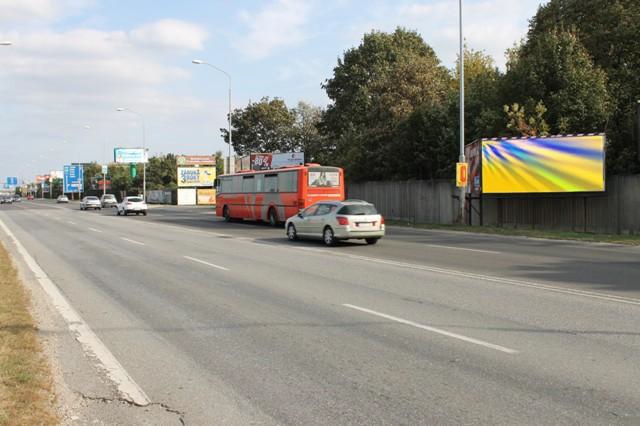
[422,244,500,254]
[67,221,76,225]
[89,227,103,233]
[343,304,519,354]
[344,254,640,307]
[183,255,230,271]
[121,237,145,246]
[0,216,151,406]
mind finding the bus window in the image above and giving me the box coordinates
[242,175,255,193]
[265,174,278,192]
[278,172,297,193]
[308,167,340,187]
[220,177,233,194]
[255,174,264,192]
[232,176,242,193]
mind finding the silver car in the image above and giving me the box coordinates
[285,200,385,245]
[80,196,101,210]
[100,194,117,208]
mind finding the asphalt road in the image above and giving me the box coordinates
[1,200,639,425]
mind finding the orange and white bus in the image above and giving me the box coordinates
[216,164,345,225]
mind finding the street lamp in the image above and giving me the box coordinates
[1,41,12,46]
[192,59,233,174]
[458,0,466,224]
[116,107,147,200]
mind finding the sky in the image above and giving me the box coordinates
[0,0,547,183]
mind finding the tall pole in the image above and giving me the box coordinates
[458,0,466,224]
[192,60,233,174]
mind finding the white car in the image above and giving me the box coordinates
[57,195,69,203]
[80,196,101,210]
[285,200,385,245]
[117,196,148,216]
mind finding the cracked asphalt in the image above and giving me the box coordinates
[1,200,640,425]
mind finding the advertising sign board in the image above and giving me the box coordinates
[177,166,216,187]
[6,177,18,186]
[114,148,148,164]
[271,152,304,168]
[456,163,468,188]
[63,164,84,193]
[177,155,216,166]
[481,135,605,194]
[197,188,216,205]
[464,141,481,195]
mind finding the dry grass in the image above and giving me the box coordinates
[0,242,58,425]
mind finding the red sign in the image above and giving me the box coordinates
[251,154,272,170]
[98,180,112,190]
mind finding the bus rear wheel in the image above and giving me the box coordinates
[223,206,231,222]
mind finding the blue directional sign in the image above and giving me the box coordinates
[5,177,17,186]
[63,164,84,193]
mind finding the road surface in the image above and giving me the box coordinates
[1,200,639,425]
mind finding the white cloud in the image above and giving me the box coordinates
[130,19,209,51]
[235,0,312,60]
[0,0,92,23]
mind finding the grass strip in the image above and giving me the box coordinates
[387,220,640,246]
[0,241,58,425]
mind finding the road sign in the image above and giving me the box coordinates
[63,164,84,193]
[114,148,148,164]
[101,164,108,174]
[456,162,468,188]
[6,177,17,186]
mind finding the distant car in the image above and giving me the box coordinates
[80,196,101,210]
[12,195,21,202]
[100,194,117,208]
[117,196,147,216]
[0,195,13,204]
[27,194,34,200]
[285,200,385,246]
[57,195,69,203]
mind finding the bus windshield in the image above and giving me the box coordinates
[308,167,340,188]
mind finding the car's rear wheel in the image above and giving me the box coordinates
[365,238,379,245]
[124,211,128,216]
[287,224,297,241]
[117,210,121,216]
[323,227,336,246]
[223,206,231,222]
[268,208,278,227]
[143,211,147,216]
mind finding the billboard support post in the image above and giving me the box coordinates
[458,0,466,225]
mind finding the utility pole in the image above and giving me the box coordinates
[458,0,466,224]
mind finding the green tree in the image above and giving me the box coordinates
[527,0,640,173]
[504,102,550,137]
[291,101,326,163]
[146,154,177,190]
[503,30,610,136]
[215,151,225,176]
[321,27,451,180]
[221,97,296,155]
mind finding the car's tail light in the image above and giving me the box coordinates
[336,216,349,225]
[380,216,385,225]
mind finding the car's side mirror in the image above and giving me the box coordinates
[297,213,303,218]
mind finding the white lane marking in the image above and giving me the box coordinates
[0,216,151,406]
[344,254,640,307]
[89,227,103,233]
[121,237,145,246]
[343,304,519,354]
[422,244,500,254]
[67,221,76,225]
[183,255,229,271]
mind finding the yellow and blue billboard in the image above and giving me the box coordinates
[481,135,605,194]
[177,166,216,187]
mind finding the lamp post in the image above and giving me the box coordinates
[192,59,233,174]
[0,41,12,46]
[116,108,147,200]
[458,0,466,224]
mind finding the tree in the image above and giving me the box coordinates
[503,30,610,136]
[146,154,177,190]
[321,27,451,181]
[504,102,550,137]
[221,97,296,155]
[527,0,640,173]
[291,101,326,163]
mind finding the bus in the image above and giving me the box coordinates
[216,164,345,225]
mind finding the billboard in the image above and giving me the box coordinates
[272,152,304,168]
[114,148,148,164]
[197,188,216,205]
[177,166,216,187]
[63,164,84,193]
[464,141,482,195]
[6,177,18,186]
[176,155,216,166]
[234,152,305,171]
[481,135,605,194]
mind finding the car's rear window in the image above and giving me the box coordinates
[87,197,99,200]
[127,197,143,202]
[337,204,378,215]
[104,195,115,199]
